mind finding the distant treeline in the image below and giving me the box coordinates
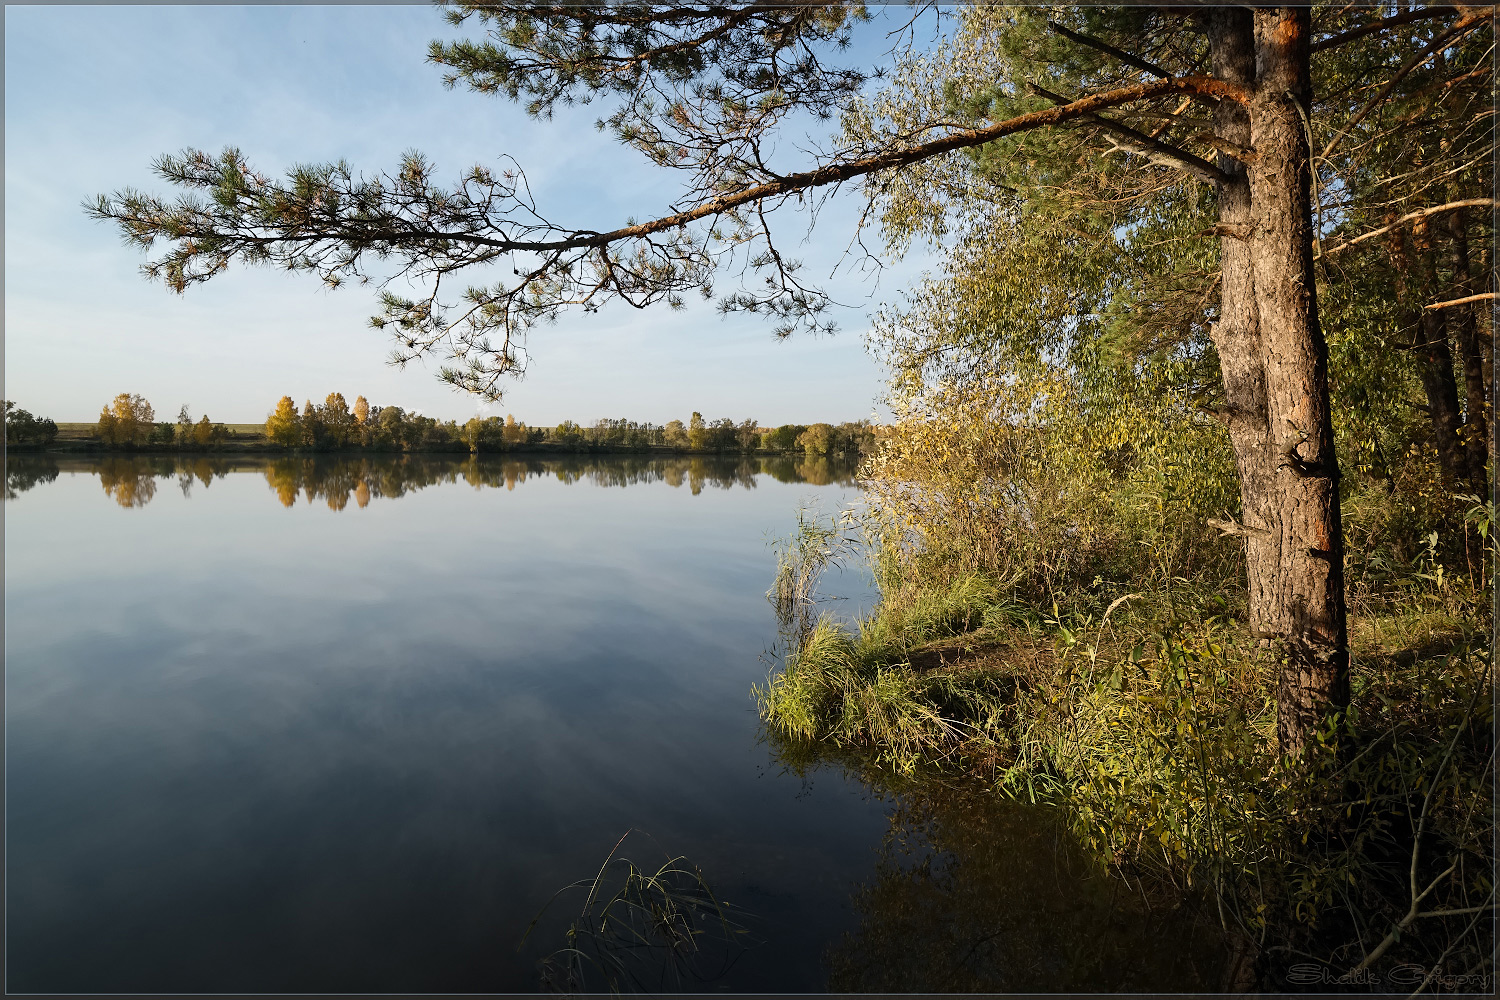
[265,393,875,457]
[16,392,878,458]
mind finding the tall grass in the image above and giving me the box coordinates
[758,573,1030,775]
[765,503,871,649]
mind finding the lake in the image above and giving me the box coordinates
[5,453,1223,992]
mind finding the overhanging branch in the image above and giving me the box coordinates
[550,75,1245,251]
[1028,83,1229,185]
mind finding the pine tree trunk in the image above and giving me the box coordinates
[1250,7,1350,753]
[1210,7,1350,754]
[1208,8,1279,641]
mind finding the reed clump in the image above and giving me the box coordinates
[758,573,1033,775]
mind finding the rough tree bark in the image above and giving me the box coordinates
[1207,8,1279,642]
[1210,7,1350,754]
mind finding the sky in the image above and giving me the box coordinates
[4,5,939,426]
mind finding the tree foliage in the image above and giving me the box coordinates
[265,395,303,448]
[855,3,1492,597]
[96,393,156,447]
[86,2,1252,400]
[3,401,58,447]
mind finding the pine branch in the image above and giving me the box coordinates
[1310,4,1462,53]
[1027,84,1228,186]
[1045,20,1173,80]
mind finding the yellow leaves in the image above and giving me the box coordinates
[95,393,155,446]
[264,395,305,448]
[866,355,1236,592]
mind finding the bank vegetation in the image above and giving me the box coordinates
[758,5,1492,991]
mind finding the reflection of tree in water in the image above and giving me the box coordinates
[98,457,158,508]
[257,454,851,509]
[759,456,851,487]
[795,459,837,486]
[813,771,1226,992]
[177,456,224,497]
[5,454,60,499]
[12,454,852,509]
[96,456,235,508]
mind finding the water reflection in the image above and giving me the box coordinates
[175,457,223,497]
[763,726,1230,992]
[7,451,1230,992]
[5,454,59,499]
[7,451,880,992]
[5,453,858,508]
[98,457,160,508]
[824,780,1227,992]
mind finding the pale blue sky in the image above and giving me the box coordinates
[5,5,937,426]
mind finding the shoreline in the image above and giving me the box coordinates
[8,440,847,458]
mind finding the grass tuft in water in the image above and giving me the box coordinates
[521,829,751,995]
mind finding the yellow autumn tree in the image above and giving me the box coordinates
[192,414,219,447]
[96,393,155,447]
[265,396,301,448]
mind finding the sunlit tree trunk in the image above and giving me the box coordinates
[1211,7,1349,754]
[1208,8,1279,642]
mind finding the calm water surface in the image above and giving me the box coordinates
[5,454,1222,992]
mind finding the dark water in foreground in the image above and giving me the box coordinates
[5,454,1223,992]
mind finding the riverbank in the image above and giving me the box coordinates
[27,423,865,459]
[758,540,1493,990]
[23,431,864,458]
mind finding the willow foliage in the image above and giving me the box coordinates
[856,16,1234,595]
[854,4,1489,599]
